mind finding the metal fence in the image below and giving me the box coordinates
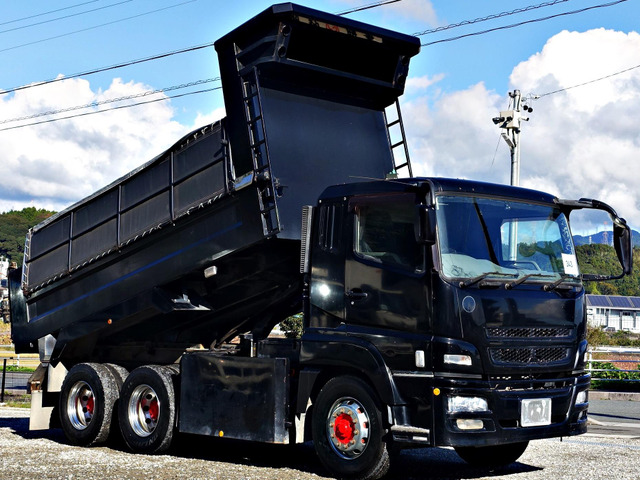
[587,347,640,384]
[1,356,34,405]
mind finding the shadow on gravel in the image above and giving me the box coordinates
[0,415,67,443]
[170,434,329,478]
[168,434,543,480]
[387,448,543,479]
[0,415,543,479]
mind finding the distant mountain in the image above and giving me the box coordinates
[573,229,640,247]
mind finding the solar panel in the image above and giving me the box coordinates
[587,295,610,307]
[629,297,640,309]
[609,296,632,308]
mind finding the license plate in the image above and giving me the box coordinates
[521,398,552,427]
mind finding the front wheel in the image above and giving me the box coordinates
[118,365,177,454]
[312,376,389,480]
[454,441,529,467]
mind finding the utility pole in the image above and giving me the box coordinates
[493,90,533,260]
[492,89,533,187]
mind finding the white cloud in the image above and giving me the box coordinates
[337,0,438,25]
[0,77,188,213]
[404,28,640,229]
[386,0,438,25]
[405,73,446,92]
[404,81,506,182]
[189,107,226,130]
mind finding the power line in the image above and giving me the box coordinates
[0,0,134,35]
[336,0,402,16]
[1,42,215,96]
[413,0,571,36]
[536,63,640,98]
[0,0,197,54]
[0,78,220,125]
[0,0,101,27]
[421,0,629,47]
[0,86,221,133]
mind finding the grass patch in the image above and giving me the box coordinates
[1,393,31,408]
[3,366,35,373]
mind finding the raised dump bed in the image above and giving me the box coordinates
[10,2,420,367]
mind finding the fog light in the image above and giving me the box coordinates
[456,419,484,430]
[444,354,472,366]
[575,390,587,405]
[447,396,488,413]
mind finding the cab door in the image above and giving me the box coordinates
[345,193,428,334]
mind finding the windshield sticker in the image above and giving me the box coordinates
[562,253,579,276]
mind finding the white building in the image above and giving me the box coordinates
[586,294,640,333]
[0,256,9,279]
[0,256,10,298]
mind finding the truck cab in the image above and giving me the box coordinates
[299,177,631,473]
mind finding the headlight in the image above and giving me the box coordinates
[444,354,472,366]
[447,396,488,413]
[575,390,588,405]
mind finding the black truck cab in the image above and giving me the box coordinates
[299,177,628,459]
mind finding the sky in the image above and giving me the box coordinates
[1,0,640,237]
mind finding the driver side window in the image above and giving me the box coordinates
[353,195,423,273]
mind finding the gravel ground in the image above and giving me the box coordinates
[2,405,640,480]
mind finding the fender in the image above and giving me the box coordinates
[297,330,404,413]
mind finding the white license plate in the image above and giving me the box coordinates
[521,398,552,427]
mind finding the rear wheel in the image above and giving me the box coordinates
[312,376,389,480]
[104,363,129,441]
[59,363,118,446]
[454,441,529,467]
[118,365,177,453]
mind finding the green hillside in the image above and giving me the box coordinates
[0,208,56,266]
[576,244,640,296]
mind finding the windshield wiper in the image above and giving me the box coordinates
[459,271,517,288]
[543,274,576,291]
[505,273,554,289]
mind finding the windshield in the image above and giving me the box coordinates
[436,195,580,283]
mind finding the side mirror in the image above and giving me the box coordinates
[613,217,633,276]
[561,198,633,281]
[416,204,436,244]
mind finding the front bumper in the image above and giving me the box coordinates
[432,373,590,447]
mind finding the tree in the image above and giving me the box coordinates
[576,244,640,296]
[0,207,56,266]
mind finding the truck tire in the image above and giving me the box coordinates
[118,365,177,454]
[104,363,129,389]
[104,363,129,441]
[59,363,119,446]
[454,441,529,467]
[312,376,390,480]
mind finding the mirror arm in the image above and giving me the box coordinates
[557,197,622,219]
[581,273,625,282]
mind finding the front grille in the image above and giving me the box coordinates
[489,347,570,366]
[486,327,572,339]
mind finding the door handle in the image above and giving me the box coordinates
[346,289,368,300]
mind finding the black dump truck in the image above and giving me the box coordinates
[9,4,633,479]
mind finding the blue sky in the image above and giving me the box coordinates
[1,0,640,234]
[4,0,637,124]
